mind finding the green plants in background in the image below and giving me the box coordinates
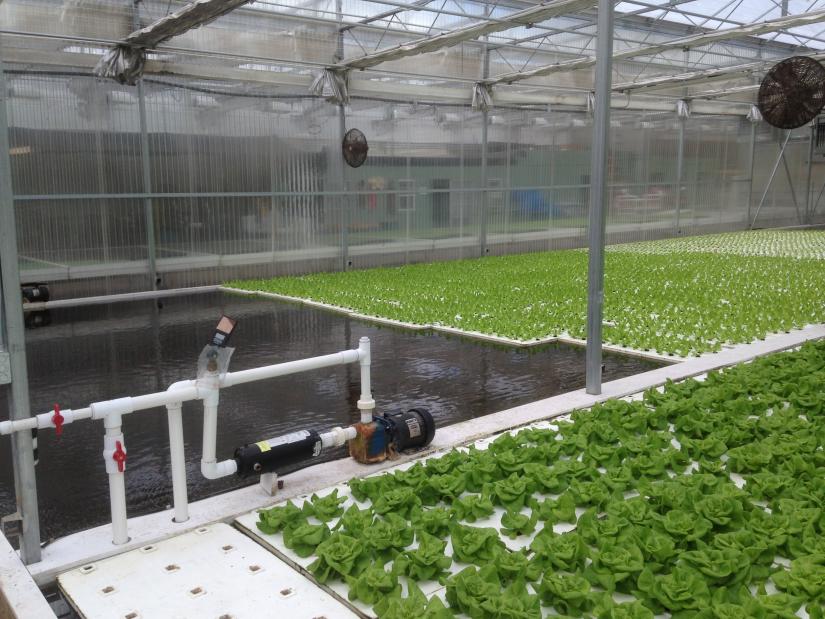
[228,230,825,356]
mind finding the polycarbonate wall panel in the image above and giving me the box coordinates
[3,64,816,297]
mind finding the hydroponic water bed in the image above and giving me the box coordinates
[237,339,825,618]
[227,230,825,358]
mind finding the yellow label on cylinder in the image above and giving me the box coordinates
[256,440,271,452]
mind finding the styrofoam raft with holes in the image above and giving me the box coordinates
[57,522,359,619]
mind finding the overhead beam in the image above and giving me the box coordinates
[689,83,759,101]
[482,8,825,86]
[337,0,596,71]
[122,0,253,49]
[613,51,825,93]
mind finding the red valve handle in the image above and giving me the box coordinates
[112,441,126,473]
[52,404,64,438]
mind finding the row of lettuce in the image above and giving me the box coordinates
[257,339,825,618]
[229,231,825,357]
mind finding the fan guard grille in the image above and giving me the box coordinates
[342,128,369,168]
[758,56,825,130]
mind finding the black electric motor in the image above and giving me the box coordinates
[383,408,436,452]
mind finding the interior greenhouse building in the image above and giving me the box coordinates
[2,0,825,617]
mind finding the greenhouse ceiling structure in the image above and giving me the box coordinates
[5,0,825,109]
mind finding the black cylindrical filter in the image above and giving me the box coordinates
[384,408,436,452]
[21,284,49,303]
[234,430,323,477]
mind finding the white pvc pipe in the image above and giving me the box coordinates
[199,385,238,479]
[108,472,128,545]
[200,387,219,476]
[222,349,360,388]
[357,337,375,423]
[103,413,128,545]
[320,426,357,448]
[0,343,371,538]
[165,402,188,523]
[201,458,238,479]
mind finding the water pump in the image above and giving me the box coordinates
[232,408,436,477]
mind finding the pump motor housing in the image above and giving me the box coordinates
[349,407,436,464]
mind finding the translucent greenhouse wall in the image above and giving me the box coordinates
[4,68,820,297]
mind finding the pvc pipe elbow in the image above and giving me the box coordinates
[167,380,195,393]
[201,459,237,480]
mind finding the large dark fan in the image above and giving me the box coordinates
[758,56,825,130]
[342,128,369,168]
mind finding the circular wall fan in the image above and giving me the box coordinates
[342,128,369,168]
[758,56,825,130]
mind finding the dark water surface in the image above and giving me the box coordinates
[0,292,660,540]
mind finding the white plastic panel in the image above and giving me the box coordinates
[58,522,359,619]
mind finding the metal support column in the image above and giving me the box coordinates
[336,0,349,270]
[746,120,757,226]
[674,117,685,234]
[805,122,815,223]
[135,1,157,290]
[137,82,157,289]
[479,19,491,257]
[585,0,614,396]
[0,55,41,564]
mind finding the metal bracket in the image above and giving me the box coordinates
[0,350,10,385]
[259,473,280,497]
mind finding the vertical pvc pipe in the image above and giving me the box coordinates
[104,413,128,545]
[0,54,41,564]
[166,403,189,523]
[585,0,615,396]
[201,391,219,468]
[357,337,374,423]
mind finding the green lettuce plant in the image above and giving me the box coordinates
[450,494,495,523]
[303,488,346,522]
[499,509,538,538]
[256,500,306,535]
[393,531,452,582]
[346,564,401,605]
[308,531,372,583]
[449,523,505,565]
[373,582,455,619]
